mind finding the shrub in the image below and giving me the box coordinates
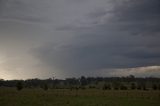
[43,84,48,91]
[142,84,147,90]
[120,85,128,90]
[152,84,158,90]
[131,83,136,90]
[103,84,111,90]
[16,81,23,91]
[137,85,142,90]
[158,84,160,90]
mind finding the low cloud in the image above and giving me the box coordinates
[102,66,160,77]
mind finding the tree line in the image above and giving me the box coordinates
[0,75,160,91]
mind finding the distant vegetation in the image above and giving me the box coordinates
[16,81,23,91]
[1,75,160,91]
[0,75,160,106]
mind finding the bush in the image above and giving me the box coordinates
[113,82,120,90]
[137,85,142,90]
[152,84,157,90]
[103,84,111,90]
[114,87,119,90]
[142,84,147,90]
[158,84,160,90]
[42,84,48,91]
[131,83,136,90]
[120,85,128,90]
[16,81,23,91]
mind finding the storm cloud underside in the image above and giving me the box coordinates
[0,0,160,79]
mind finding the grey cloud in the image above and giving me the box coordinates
[0,0,160,79]
[32,0,160,77]
[111,0,160,36]
[87,9,108,19]
[113,0,160,21]
[0,0,52,23]
[102,66,160,78]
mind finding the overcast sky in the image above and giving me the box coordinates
[0,0,160,80]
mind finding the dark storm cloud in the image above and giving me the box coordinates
[0,0,160,79]
[0,0,51,23]
[33,0,160,77]
[114,0,160,21]
[112,0,160,36]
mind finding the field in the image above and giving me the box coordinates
[0,88,160,106]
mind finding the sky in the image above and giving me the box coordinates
[0,0,160,80]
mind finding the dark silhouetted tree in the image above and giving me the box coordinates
[16,81,23,91]
[113,82,120,90]
[131,83,136,90]
[158,84,160,90]
[142,83,147,90]
[152,84,157,90]
[120,84,128,90]
[103,83,111,90]
[80,76,87,86]
[43,84,48,91]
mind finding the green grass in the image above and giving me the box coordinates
[0,88,160,106]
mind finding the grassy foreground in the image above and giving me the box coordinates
[0,88,160,106]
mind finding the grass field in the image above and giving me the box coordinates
[0,88,160,106]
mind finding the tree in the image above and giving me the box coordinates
[43,84,48,91]
[158,84,160,90]
[137,83,142,90]
[80,76,87,86]
[0,79,4,87]
[152,84,157,90]
[103,83,111,90]
[120,84,128,90]
[16,81,23,91]
[142,83,147,90]
[131,83,136,90]
[113,82,120,90]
